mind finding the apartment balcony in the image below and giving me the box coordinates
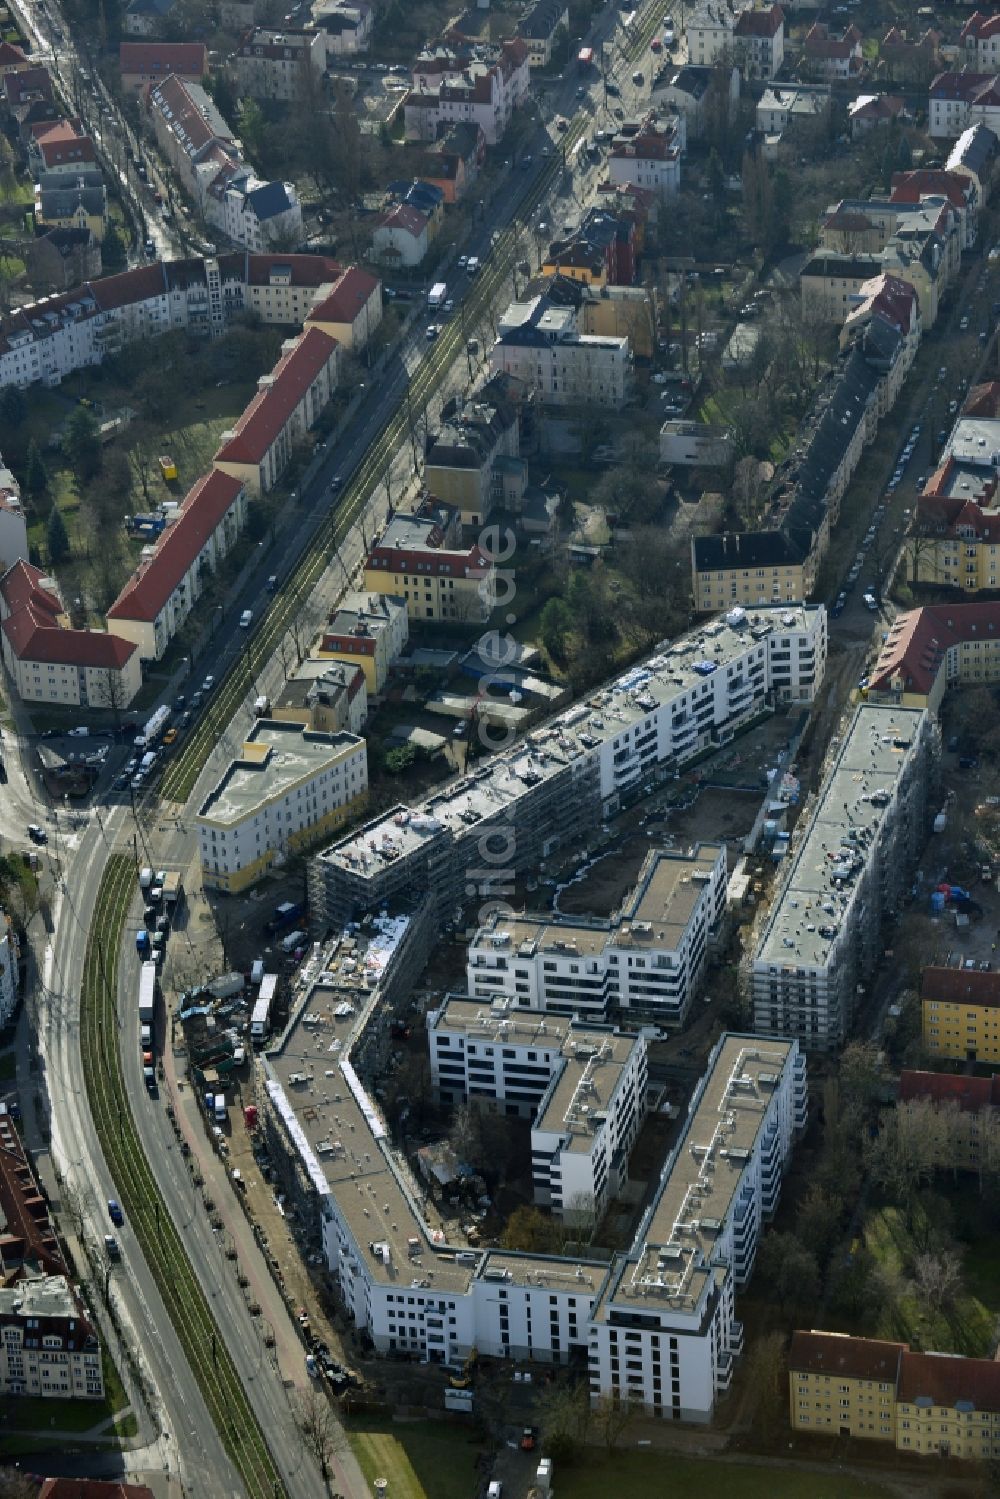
[715,1350,734,1392]
[729,1320,744,1355]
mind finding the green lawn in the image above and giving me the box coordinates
[348,1418,482,1499]
[866,1203,996,1356]
[3,1396,112,1434]
[557,1452,895,1499]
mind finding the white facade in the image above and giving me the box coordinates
[687,0,736,66]
[405,41,530,148]
[372,208,428,268]
[467,844,727,1029]
[196,721,368,892]
[0,922,18,1026]
[608,136,681,196]
[311,0,373,56]
[429,999,647,1220]
[0,1275,104,1400]
[233,28,325,102]
[218,176,303,253]
[490,297,633,410]
[586,1034,806,1420]
[751,704,936,1051]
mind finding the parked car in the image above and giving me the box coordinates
[107,1198,124,1225]
[27,824,47,844]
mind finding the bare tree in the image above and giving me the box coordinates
[89,664,133,730]
[129,441,154,506]
[295,1385,345,1482]
[592,1392,638,1454]
[912,1250,964,1312]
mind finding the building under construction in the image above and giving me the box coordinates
[749,703,939,1050]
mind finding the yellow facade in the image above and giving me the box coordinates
[896,1401,1000,1460]
[203,790,367,894]
[921,997,1000,1064]
[906,534,1000,593]
[694,562,809,613]
[790,1368,897,1442]
[362,565,491,624]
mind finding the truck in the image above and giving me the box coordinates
[265,900,304,935]
[161,871,183,909]
[139,867,153,891]
[135,929,150,957]
[254,695,270,717]
[281,929,308,954]
[135,704,170,749]
[251,974,278,1044]
[138,959,157,1023]
[428,281,447,309]
[214,1092,227,1124]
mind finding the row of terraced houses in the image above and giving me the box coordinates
[0,253,382,708]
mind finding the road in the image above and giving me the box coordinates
[9,2,674,1493]
[35,812,243,1497]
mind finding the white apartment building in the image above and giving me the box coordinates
[429,997,647,1220]
[196,719,368,894]
[310,0,373,57]
[0,1274,105,1400]
[467,844,727,1029]
[608,119,682,196]
[928,73,1000,141]
[687,0,737,66]
[233,27,325,101]
[107,470,248,661]
[309,604,828,930]
[0,560,141,708]
[218,173,302,254]
[260,940,807,1422]
[751,703,936,1051]
[587,1034,806,1420]
[405,38,530,147]
[0,254,344,390]
[0,918,18,1027]
[0,467,28,574]
[490,296,632,409]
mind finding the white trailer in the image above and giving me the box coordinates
[428,281,447,309]
[138,960,157,1023]
[250,974,278,1044]
[135,703,170,748]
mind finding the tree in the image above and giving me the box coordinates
[913,1250,963,1311]
[837,1040,883,1135]
[540,596,573,663]
[25,438,47,495]
[0,385,26,426]
[63,405,102,480]
[796,1182,844,1267]
[742,1331,787,1437]
[706,146,726,217]
[383,743,417,775]
[755,1231,820,1314]
[538,1380,591,1465]
[295,1385,344,1481]
[46,504,70,565]
[89,665,131,727]
[592,1392,637,1454]
[500,1205,563,1254]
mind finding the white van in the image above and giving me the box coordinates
[240,609,253,628]
[281,928,308,954]
[466,256,480,275]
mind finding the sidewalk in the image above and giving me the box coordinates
[161,1038,369,1499]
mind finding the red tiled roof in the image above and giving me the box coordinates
[241,252,340,287]
[961,10,1000,44]
[0,41,28,67]
[899,1068,1000,1113]
[929,71,997,103]
[108,471,244,623]
[789,1331,906,1383]
[307,266,380,325]
[0,560,137,669]
[91,263,169,312]
[870,602,1000,695]
[0,1110,66,1274]
[5,66,52,105]
[921,964,1000,1009]
[735,4,783,38]
[148,74,231,155]
[376,202,427,239]
[119,42,208,76]
[963,380,1000,418]
[215,326,338,466]
[891,168,971,211]
[898,1349,1000,1412]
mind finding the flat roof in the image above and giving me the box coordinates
[431,996,640,1156]
[263,919,476,1294]
[594,1034,797,1320]
[476,1249,610,1296]
[318,605,822,876]
[754,704,926,971]
[197,720,361,827]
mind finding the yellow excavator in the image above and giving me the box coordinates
[449,1347,478,1389]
